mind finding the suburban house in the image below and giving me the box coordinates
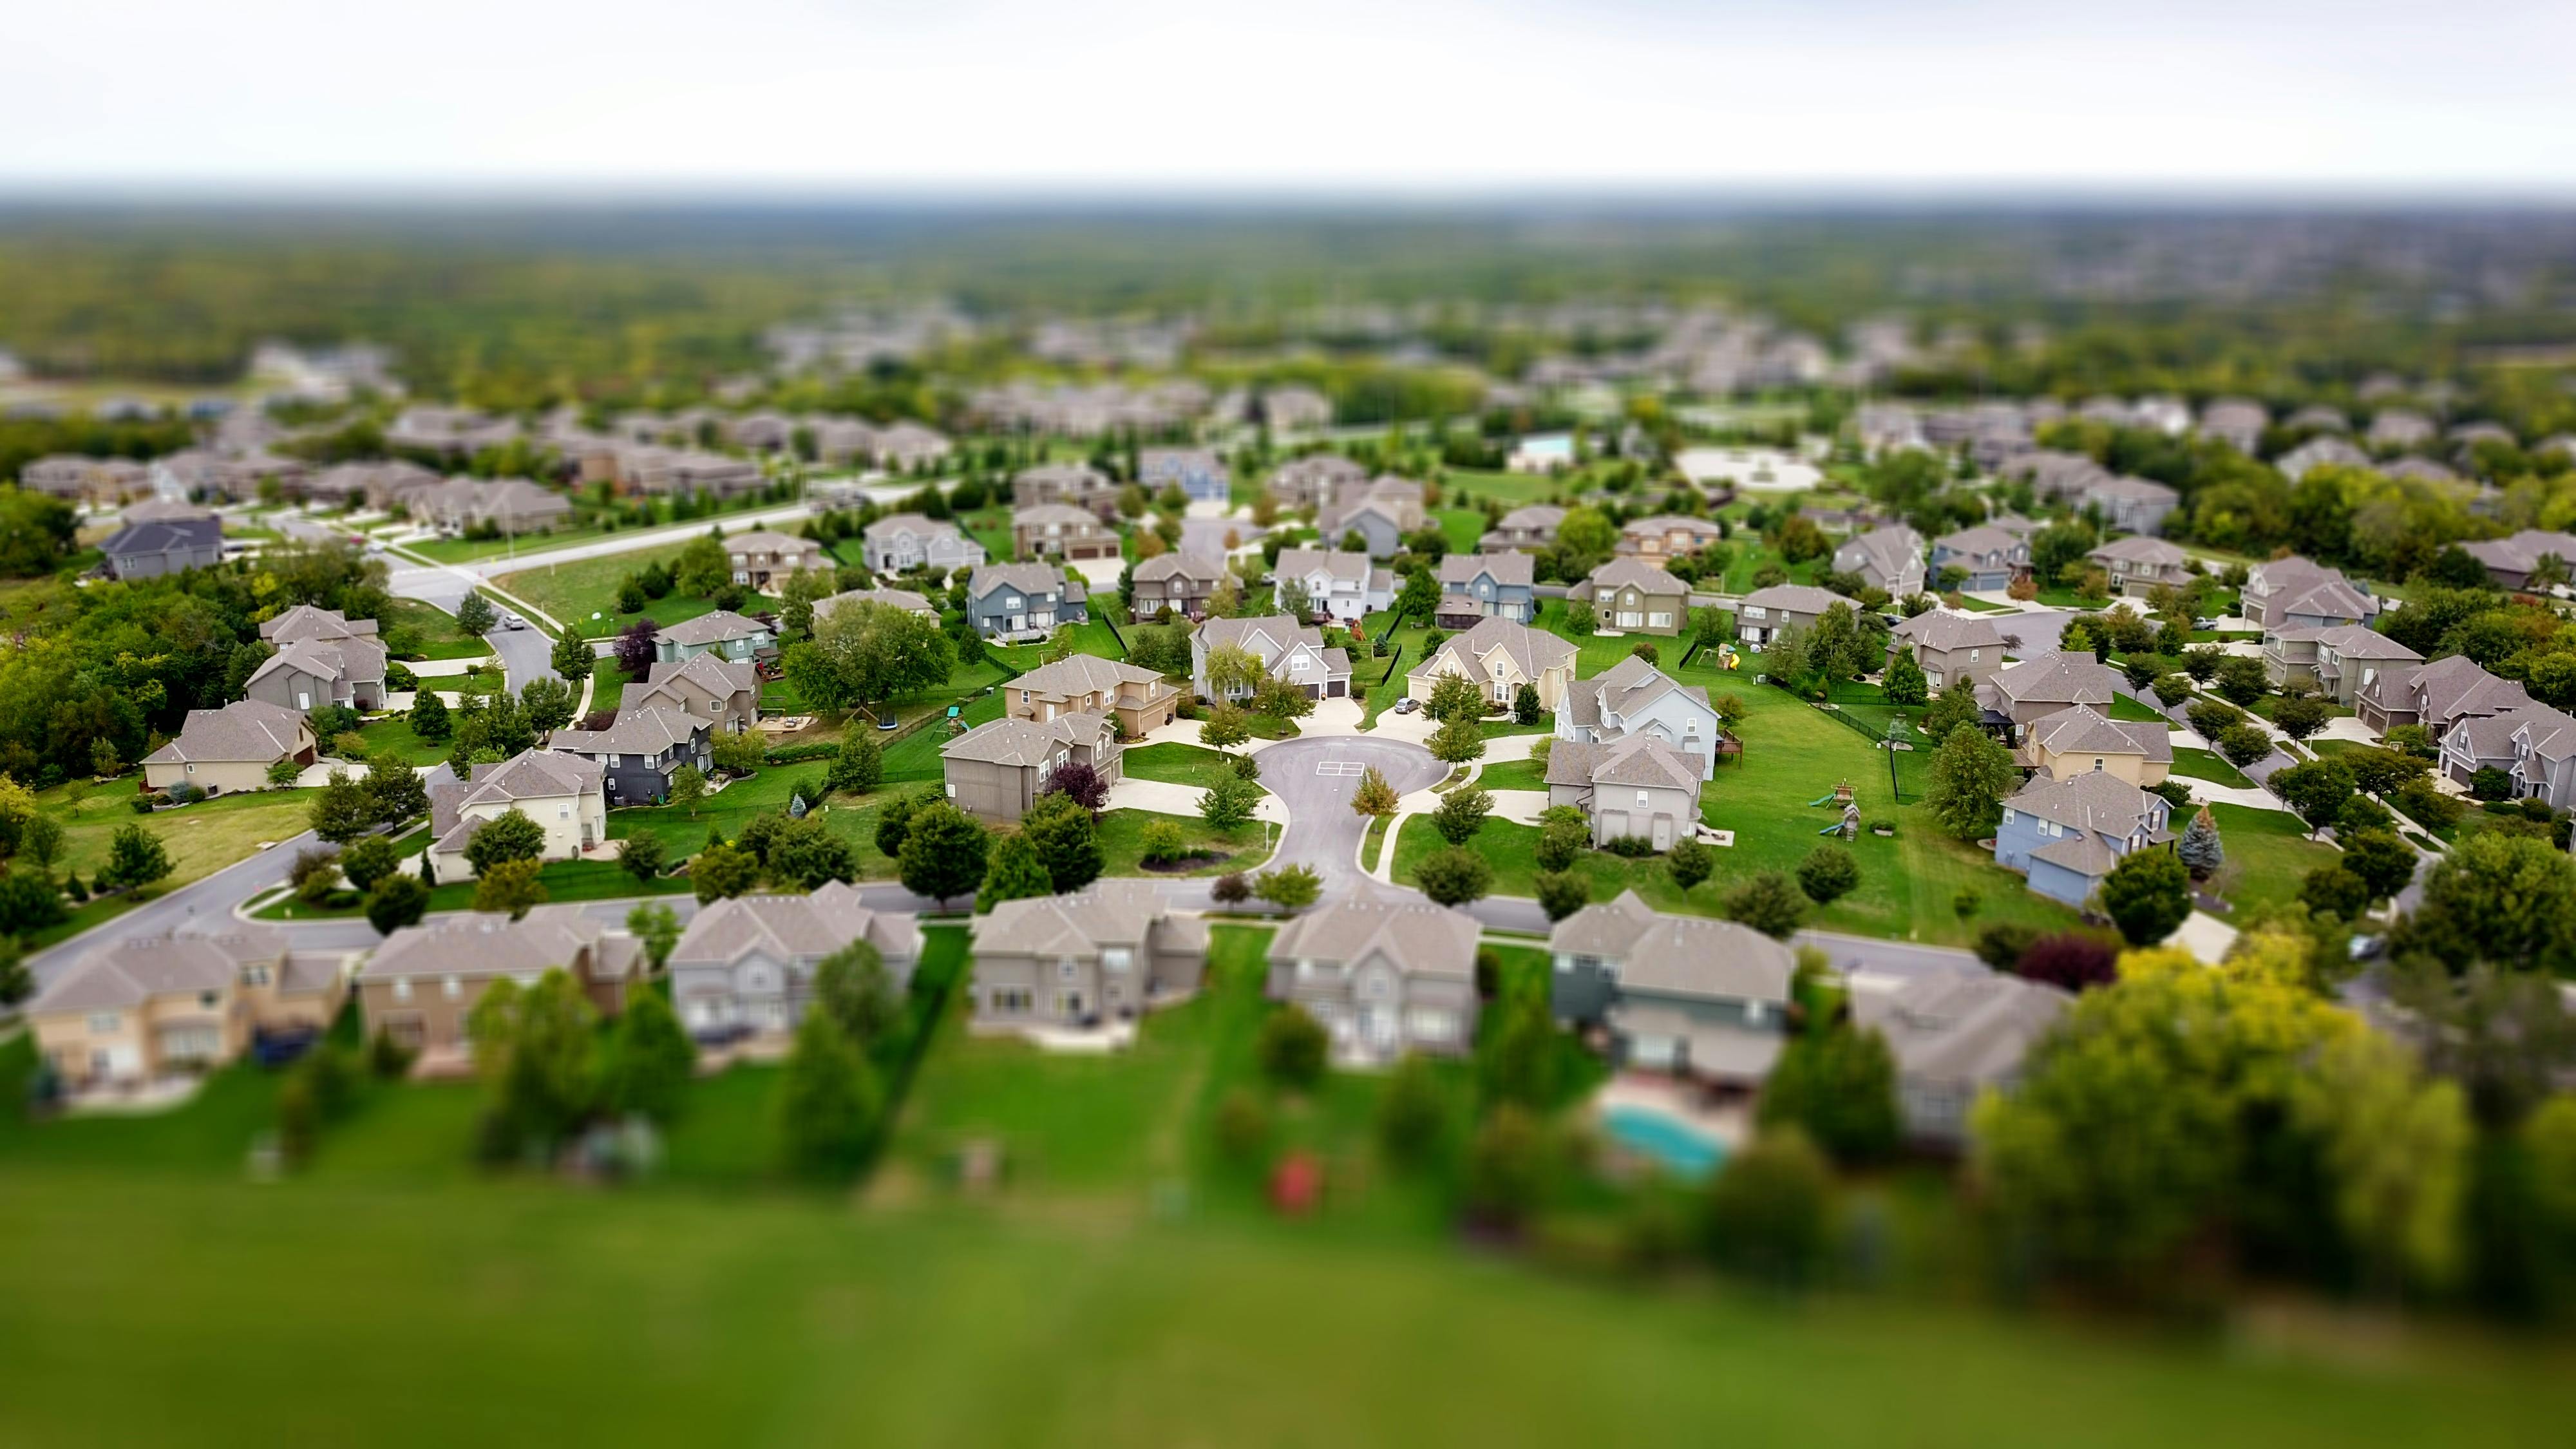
[627,652,761,734]
[2023,705,2173,784]
[1549,891,1794,1085]
[1128,551,1228,621]
[665,881,923,1039]
[141,700,316,795]
[396,477,574,536]
[2278,435,2371,482]
[1191,615,1352,703]
[2082,475,2183,535]
[1735,583,1844,650]
[2262,625,2421,703]
[1265,896,1482,1061]
[1545,734,1707,848]
[653,610,775,667]
[20,453,152,505]
[1006,653,1180,737]
[1479,504,1566,553]
[942,712,1122,821]
[1556,657,1723,780]
[1931,524,2030,591]
[1432,551,1537,628]
[1976,651,2121,743]
[1994,772,2175,907]
[2459,529,2576,591]
[1831,525,1927,596]
[815,586,937,625]
[1850,969,2071,1148]
[1012,462,1122,517]
[1316,476,1425,558]
[2244,556,2379,630]
[1013,504,1119,562]
[1572,558,1691,636]
[386,405,518,458]
[258,603,377,650]
[1617,515,1726,564]
[1266,453,1368,509]
[963,562,1089,641]
[872,421,952,471]
[359,906,647,1057]
[2441,704,2576,806]
[545,705,714,804]
[2198,399,2271,455]
[1273,547,1394,625]
[1263,385,1334,431]
[422,750,608,883]
[99,515,223,580]
[119,497,218,527]
[860,513,988,576]
[26,922,345,1092]
[2369,409,2438,450]
[2085,536,2192,598]
[724,530,826,591]
[970,878,1209,1028]
[1887,611,2010,693]
[1139,447,1231,506]
[243,631,389,714]
[2356,654,2535,739]
[1406,616,1578,713]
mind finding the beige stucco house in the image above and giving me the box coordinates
[941,712,1122,822]
[2023,705,2173,785]
[1545,733,1707,848]
[1004,653,1179,738]
[358,906,646,1057]
[969,879,1208,1029]
[140,700,316,795]
[422,750,608,883]
[27,923,345,1092]
[1406,616,1578,712]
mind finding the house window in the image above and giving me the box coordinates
[1636,790,1649,806]
[242,963,271,987]
[87,1012,120,1034]
[392,978,412,1003]
[1058,959,1077,980]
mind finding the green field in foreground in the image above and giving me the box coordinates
[0,1165,2568,1448]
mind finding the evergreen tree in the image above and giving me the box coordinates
[2176,805,2226,879]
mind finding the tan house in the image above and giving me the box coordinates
[28,923,345,1092]
[1479,504,1566,553]
[1129,551,1229,621]
[969,878,1209,1029]
[1616,515,1725,563]
[1735,583,1843,649]
[1013,504,1120,562]
[942,712,1122,822]
[1887,611,2011,693]
[666,882,923,1039]
[1573,558,1691,636]
[725,530,826,591]
[141,700,316,795]
[628,652,762,734]
[1012,462,1122,516]
[2085,536,2192,598]
[1265,895,1482,1061]
[1266,453,1368,509]
[359,906,647,1058]
[1004,653,1180,737]
[2262,625,2421,705]
[422,750,608,884]
[1546,733,1707,848]
[1977,651,2122,742]
[21,453,152,505]
[2023,705,2172,784]
[1406,616,1578,712]
[244,634,390,714]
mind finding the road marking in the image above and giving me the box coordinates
[1315,760,1367,777]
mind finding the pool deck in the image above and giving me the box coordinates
[1593,1074,1750,1155]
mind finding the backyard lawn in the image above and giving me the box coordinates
[589,654,630,715]
[41,780,316,900]
[1475,757,1550,793]
[354,713,454,766]
[491,540,718,636]
[2202,803,2342,917]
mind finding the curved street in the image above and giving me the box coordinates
[1247,734,1447,898]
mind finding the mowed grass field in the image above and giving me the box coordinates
[491,540,716,636]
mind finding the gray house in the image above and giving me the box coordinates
[2458,529,2576,591]
[244,635,388,714]
[99,516,223,580]
[1555,657,1722,780]
[1887,610,2010,694]
[1267,453,1367,509]
[1930,524,2029,591]
[2356,654,2534,739]
[1191,616,1352,703]
[2262,625,2421,704]
[1315,477,1425,559]
[545,705,714,804]
[1549,889,1794,1084]
[1265,895,1481,1061]
[2085,536,2192,598]
[1993,771,2174,907]
[860,513,987,576]
[2244,556,2376,631]
[1850,969,2071,1148]
[970,879,1208,1029]
[1976,651,2121,743]
[654,610,775,667]
[665,882,922,1040]
[1012,462,1122,517]
[1545,733,1705,849]
[1128,551,1227,621]
[1139,447,1230,506]
[1479,504,1565,553]
[2440,704,2576,806]
[1432,551,1537,628]
[940,712,1121,822]
[2078,475,2181,536]
[1830,525,1926,596]
[964,562,1088,642]
[1735,583,1844,650]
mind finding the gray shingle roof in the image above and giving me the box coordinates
[30,922,295,1016]
[1549,889,1794,1003]
[1544,733,1704,793]
[654,610,770,649]
[1889,609,2008,654]
[940,712,1107,768]
[668,880,920,972]
[142,699,308,766]
[2026,705,2172,764]
[1990,651,2119,708]
[1266,896,1479,981]
[976,878,1182,956]
[359,904,638,985]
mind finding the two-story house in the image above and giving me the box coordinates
[1012,462,1122,518]
[1831,525,1927,596]
[1850,968,2071,1148]
[2081,536,2190,599]
[1976,651,2122,744]
[1734,583,1843,650]
[860,513,987,576]
[814,586,938,626]
[1139,447,1231,506]
[1192,615,1352,703]
[244,636,389,715]
[964,562,1089,641]
[1616,515,1725,564]
[942,712,1122,822]
[1432,551,1537,628]
[1573,558,1691,636]
[2441,703,2576,806]
[1128,551,1228,621]
[422,750,608,883]
[2262,625,2421,703]
[970,878,1208,1029]
[1545,733,1706,849]
[1556,657,1722,780]
[1315,476,1425,559]
[359,906,647,1057]
[1477,504,1566,553]
[666,881,922,1039]
[2078,475,2182,536]
[1549,890,1794,1086]
[99,516,223,580]
[141,700,316,795]
[1013,504,1119,562]
[1930,523,2031,592]
[20,453,151,506]
[2023,705,2172,784]
[1265,453,1368,509]
[2356,654,2534,739]
[2243,555,2377,630]
[2458,529,2576,592]
[1994,771,2174,907]
[1886,611,2010,694]
[653,610,775,667]
[1007,653,1180,737]
[724,529,826,591]
[1273,547,1394,625]
[546,705,714,804]
[27,923,345,1092]
[627,651,761,734]
[1265,896,1481,1061]
[1407,616,1578,713]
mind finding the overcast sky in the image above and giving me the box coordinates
[9,0,2575,194]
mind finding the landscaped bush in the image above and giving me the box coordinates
[764,742,839,765]
[1600,834,1658,858]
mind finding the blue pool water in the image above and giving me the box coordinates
[1599,1103,1727,1179]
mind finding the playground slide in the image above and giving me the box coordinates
[1806,792,1840,807]
[1817,822,1846,835]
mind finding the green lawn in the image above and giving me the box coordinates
[26,782,317,943]
[354,713,454,766]
[2107,692,2169,723]
[1434,507,1487,554]
[1097,809,1274,878]
[489,540,717,636]
[1122,743,1255,791]
[2168,748,2255,790]
[1476,757,1550,793]
[990,620,1129,671]
[589,654,631,715]
[882,689,1006,784]
[607,768,900,876]
[377,596,495,661]
[2203,803,2341,916]
[402,497,797,565]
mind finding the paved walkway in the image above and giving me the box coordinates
[1099,774,1289,826]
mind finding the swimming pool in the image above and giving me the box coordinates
[1598,1103,1727,1180]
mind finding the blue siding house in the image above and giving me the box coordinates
[1993,770,2174,907]
[1139,448,1231,506]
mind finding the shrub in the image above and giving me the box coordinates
[1975,920,2043,971]
[1256,1007,1329,1090]
[1138,817,1188,864]
[1209,872,1251,906]
[1795,844,1860,905]
[2014,932,2119,990]
[1600,834,1658,858]
[1212,1088,1274,1166]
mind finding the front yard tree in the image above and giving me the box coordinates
[2341,829,2416,903]
[339,833,401,894]
[896,802,989,908]
[2302,864,2371,923]
[1349,765,1400,821]
[1535,869,1590,922]
[1882,645,1928,706]
[1021,791,1104,891]
[1796,844,1861,905]
[455,592,498,635]
[1414,846,1493,907]
[976,831,1054,913]
[463,808,545,875]
[551,625,594,683]
[1431,785,1492,846]
[2269,694,2332,742]
[1202,642,1264,701]
[2212,654,2269,706]
[1198,773,1263,830]
[1666,836,1712,896]
[1513,683,1543,725]
[613,620,659,679]
[1425,672,1485,724]
[1428,715,1487,766]
[365,750,428,825]
[365,873,430,934]
[2215,722,2275,768]
[518,676,576,735]
[599,987,696,1125]
[1199,701,1253,752]
[2176,804,2226,879]
[1925,723,2016,841]
[2392,831,2576,974]
[2099,848,2191,946]
[777,1009,885,1180]
[310,769,378,844]
[410,688,451,741]
[473,857,549,920]
[1721,871,1807,939]
[815,940,901,1046]
[2269,757,2356,833]
[1254,864,1322,911]
[1039,759,1109,811]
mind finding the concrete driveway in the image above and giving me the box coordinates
[1250,734,1444,896]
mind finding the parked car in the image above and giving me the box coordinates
[1394,697,1421,714]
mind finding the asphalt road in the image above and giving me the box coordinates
[1251,735,1448,898]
